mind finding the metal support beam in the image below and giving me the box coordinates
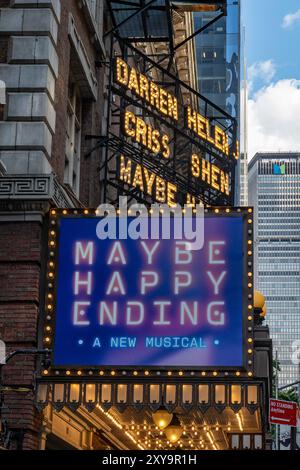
[174,11,225,51]
[104,0,158,38]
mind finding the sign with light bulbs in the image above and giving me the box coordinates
[45,208,254,373]
[113,57,239,206]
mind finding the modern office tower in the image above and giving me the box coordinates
[239,153,249,206]
[194,0,241,202]
[0,1,272,451]
[249,152,300,386]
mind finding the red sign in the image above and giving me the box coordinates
[269,399,298,427]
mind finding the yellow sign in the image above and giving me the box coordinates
[186,106,229,156]
[116,58,178,121]
[123,111,170,159]
[191,154,230,196]
[119,155,177,206]
[115,57,238,160]
[114,57,237,203]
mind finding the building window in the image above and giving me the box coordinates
[201,48,219,63]
[64,80,82,196]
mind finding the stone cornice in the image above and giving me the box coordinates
[0,174,82,209]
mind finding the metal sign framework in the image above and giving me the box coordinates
[97,0,238,207]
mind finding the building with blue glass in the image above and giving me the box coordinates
[249,152,300,386]
[193,1,241,203]
[194,1,240,118]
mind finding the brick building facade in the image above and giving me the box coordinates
[0,1,272,451]
[0,0,116,449]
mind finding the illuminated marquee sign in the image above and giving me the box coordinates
[44,208,254,373]
[123,111,170,159]
[115,58,179,121]
[113,57,238,205]
[191,154,229,196]
[119,155,178,207]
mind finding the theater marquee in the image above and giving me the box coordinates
[43,208,254,376]
[107,54,239,207]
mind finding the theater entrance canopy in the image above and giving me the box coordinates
[36,208,272,450]
[36,378,269,450]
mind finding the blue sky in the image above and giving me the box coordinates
[242,0,300,93]
[241,0,300,159]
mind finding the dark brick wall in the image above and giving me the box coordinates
[0,221,43,449]
[0,0,109,449]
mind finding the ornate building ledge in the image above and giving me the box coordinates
[0,173,83,209]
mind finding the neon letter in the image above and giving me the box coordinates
[180,302,198,325]
[153,301,171,325]
[126,302,144,325]
[141,271,159,294]
[73,301,90,325]
[140,241,160,264]
[75,242,94,265]
[207,301,225,325]
[207,271,226,294]
[107,242,127,265]
[175,242,192,264]
[99,301,117,325]
[174,272,192,294]
[209,241,226,265]
[106,272,126,295]
[74,271,92,295]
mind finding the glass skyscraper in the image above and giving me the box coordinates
[194,1,241,203]
[249,153,300,386]
[194,1,240,117]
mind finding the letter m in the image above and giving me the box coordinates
[75,242,94,265]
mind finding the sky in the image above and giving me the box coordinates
[242,0,300,160]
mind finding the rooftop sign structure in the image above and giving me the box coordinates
[98,0,238,207]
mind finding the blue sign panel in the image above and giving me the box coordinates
[53,215,246,368]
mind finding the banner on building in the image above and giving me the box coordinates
[43,208,254,375]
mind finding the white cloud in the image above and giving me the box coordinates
[282,9,300,28]
[242,79,300,161]
[248,60,276,84]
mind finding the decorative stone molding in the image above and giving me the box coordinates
[0,174,76,208]
[0,121,52,157]
[36,381,262,415]
[0,150,52,174]
[0,64,56,101]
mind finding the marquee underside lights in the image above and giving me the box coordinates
[41,207,254,378]
[36,381,261,415]
[36,378,263,449]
